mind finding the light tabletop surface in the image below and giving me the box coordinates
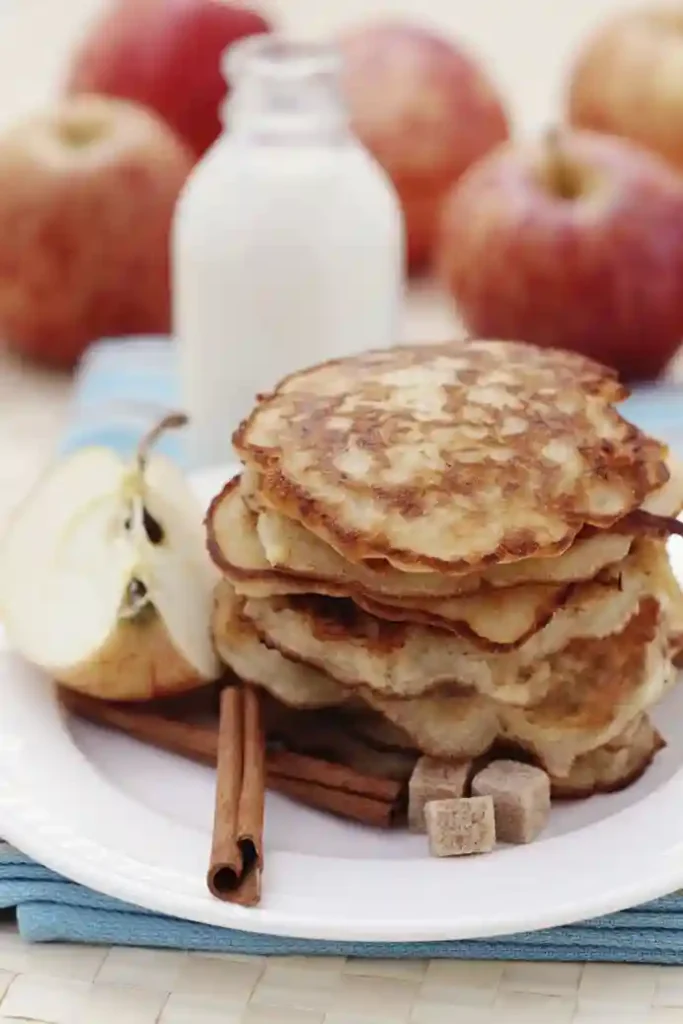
[1,1,683,1021]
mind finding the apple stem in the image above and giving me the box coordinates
[544,127,579,201]
[136,411,189,473]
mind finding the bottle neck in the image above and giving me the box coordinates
[221,37,351,145]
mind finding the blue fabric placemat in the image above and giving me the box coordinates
[5,334,683,959]
[6,838,683,962]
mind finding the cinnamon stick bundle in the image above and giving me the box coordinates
[207,685,265,905]
[59,685,407,899]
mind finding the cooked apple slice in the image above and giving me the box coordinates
[1,414,221,700]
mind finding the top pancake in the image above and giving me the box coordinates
[234,340,669,574]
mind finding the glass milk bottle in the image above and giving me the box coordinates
[172,35,405,469]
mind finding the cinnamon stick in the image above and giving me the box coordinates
[268,749,404,828]
[58,687,218,765]
[269,748,401,800]
[59,687,406,829]
[207,685,265,905]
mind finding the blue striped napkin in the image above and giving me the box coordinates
[4,334,683,959]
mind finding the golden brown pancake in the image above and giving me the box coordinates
[213,583,673,780]
[240,540,675,704]
[500,599,674,775]
[207,477,638,601]
[211,579,348,709]
[550,716,665,798]
[234,340,668,574]
[363,688,499,761]
[353,601,671,772]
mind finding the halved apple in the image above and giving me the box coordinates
[1,414,221,700]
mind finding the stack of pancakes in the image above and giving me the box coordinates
[207,340,683,798]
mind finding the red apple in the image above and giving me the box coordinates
[65,0,273,157]
[339,20,510,273]
[437,129,683,381]
[0,94,194,369]
[567,7,683,172]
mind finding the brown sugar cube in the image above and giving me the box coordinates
[408,756,471,833]
[471,760,550,844]
[425,796,496,857]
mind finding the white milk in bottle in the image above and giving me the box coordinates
[172,35,405,468]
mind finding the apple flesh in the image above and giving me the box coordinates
[66,0,273,157]
[437,129,683,381]
[0,94,193,369]
[339,20,510,273]
[567,7,683,172]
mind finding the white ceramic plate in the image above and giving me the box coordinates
[1,464,683,942]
